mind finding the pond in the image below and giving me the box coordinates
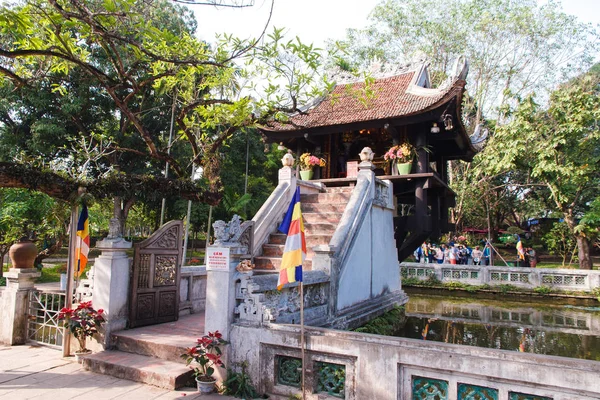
[397,291,600,361]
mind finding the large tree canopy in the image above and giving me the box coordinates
[0,0,326,206]
[481,67,600,269]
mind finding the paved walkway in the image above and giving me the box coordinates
[0,345,235,400]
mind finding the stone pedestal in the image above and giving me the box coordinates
[0,268,41,345]
[92,238,132,349]
[204,247,244,340]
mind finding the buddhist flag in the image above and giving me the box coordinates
[516,235,524,260]
[74,204,90,278]
[277,187,306,290]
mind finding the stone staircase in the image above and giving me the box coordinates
[254,186,353,271]
[80,313,204,390]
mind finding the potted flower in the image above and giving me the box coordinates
[58,301,105,359]
[298,153,326,180]
[181,331,229,394]
[383,142,415,175]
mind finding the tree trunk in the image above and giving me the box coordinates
[34,234,65,267]
[576,235,593,270]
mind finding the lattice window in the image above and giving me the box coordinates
[461,271,469,279]
[519,274,529,283]
[412,376,448,400]
[575,276,586,285]
[491,272,500,281]
[443,270,451,278]
[565,317,575,326]
[501,273,509,281]
[452,271,460,279]
[276,356,302,388]
[417,269,425,277]
[555,316,564,325]
[564,276,573,285]
[553,275,563,285]
[458,383,498,400]
[426,269,436,276]
[508,391,552,400]
[491,310,500,320]
[315,361,345,398]
[510,273,519,282]
[470,271,479,279]
[408,268,416,276]
[542,275,553,284]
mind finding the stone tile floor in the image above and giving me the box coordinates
[0,345,235,400]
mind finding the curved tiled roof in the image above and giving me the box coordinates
[262,69,463,132]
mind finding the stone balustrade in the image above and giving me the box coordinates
[401,262,600,291]
[230,322,600,399]
[179,266,207,315]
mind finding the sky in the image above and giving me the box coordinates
[191,0,600,47]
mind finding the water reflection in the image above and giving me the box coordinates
[398,294,600,361]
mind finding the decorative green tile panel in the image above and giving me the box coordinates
[412,376,448,400]
[315,361,345,398]
[276,355,302,387]
[458,383,498,400]
[508,392,552,400]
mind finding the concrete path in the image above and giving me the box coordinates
[0,345,236,400]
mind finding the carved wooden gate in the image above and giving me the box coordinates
[130,220,183,328]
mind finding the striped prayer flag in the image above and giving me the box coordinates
[277,187,306,290]
[74,204,90,278]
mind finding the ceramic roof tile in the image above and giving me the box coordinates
[263,71,455,132]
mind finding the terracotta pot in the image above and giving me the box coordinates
[299,170,314,181]
[196,377,216,394]
[9,238,38,269]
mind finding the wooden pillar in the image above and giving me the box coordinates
[415,129,428,174]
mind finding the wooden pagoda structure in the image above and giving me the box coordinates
[259,61,476,260]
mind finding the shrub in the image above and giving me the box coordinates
[534,286,552,295]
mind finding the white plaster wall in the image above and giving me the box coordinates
[337,212,372,310]
[370,206,400,296]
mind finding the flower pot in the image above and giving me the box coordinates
[9,238,38,269]
[299,170,314,181]
[196,377,216,394]
[74,349,92,363]
[397,162,412,175]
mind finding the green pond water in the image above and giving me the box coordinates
[397,293,600,361]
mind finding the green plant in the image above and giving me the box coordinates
[497,284,518,294]
[401,276,420,286]
[222,361,260,398]
[0,277,5,286]
[181,331,229,382]
[534,286,553,295]
[424,274,442,286]
[58,301,105,352]
[591,287,600,302]
[353,306,405,336]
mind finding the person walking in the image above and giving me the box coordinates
[436,245,445,264]
[528,247,537,268]
[472,246,483,265]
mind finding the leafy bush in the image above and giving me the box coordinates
[353,306,405,336]
[534,286,552,295]
[497,284,519,294]
[401,276,420,286]
[222,361,260,399]
[0,277,5,286]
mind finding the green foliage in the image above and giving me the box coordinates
[401,276,420,286]
[543,222,577,267]
[222,361,260,399]
[36,264,66,283]
[497,284,518,294]
[0,277,5,286]
[592,287,600,302]
[353,306,405,336]
[534,286,552,295]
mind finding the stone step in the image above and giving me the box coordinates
[254,257,313,270]
[302,212,343,224]
[301,193,352,204]
[110,331,190,364]
[324,186,354,193]
[304,223,336,235]
[81,350,193,390]
[303,203,347,213]
[262,244,322,258]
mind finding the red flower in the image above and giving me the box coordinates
[197,337,212,348]
[212,331,223,339]
[185,347,198,356]
[206,353,223,366]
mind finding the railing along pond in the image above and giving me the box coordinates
[401,262,600,292]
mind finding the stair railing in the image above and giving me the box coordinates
[251,162,297,258]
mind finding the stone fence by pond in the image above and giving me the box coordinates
[230,321,600,400]
[401,262,600,292]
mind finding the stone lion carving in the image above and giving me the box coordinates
[359,147,374,162]
[213,215,253,250]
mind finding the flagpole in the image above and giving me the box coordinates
[62,205,78,357]
[300,281,306,400]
